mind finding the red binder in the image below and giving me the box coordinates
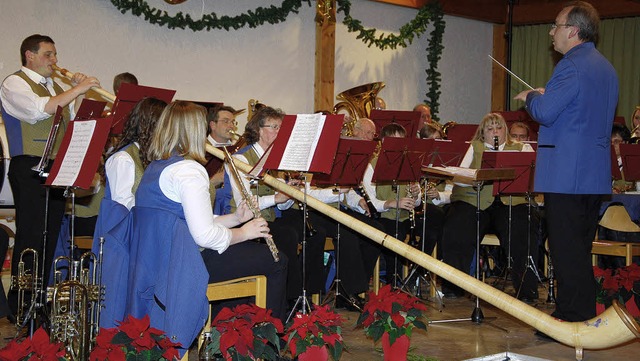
[109,83,176,134]
[370,109,422,139]
[481,150,536,195]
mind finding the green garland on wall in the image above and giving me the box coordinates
[108,0,445,116]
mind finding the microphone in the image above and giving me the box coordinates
[493,136,499,151]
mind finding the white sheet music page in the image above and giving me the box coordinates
[52,120,96,186]
[278,113,325,171]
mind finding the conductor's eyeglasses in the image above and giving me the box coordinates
[551,23,573,29]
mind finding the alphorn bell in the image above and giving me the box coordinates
[52,65,116,102]
[206,143,640,360]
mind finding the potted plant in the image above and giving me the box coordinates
[356,285,427,361]
[283,304,345,361]
[205,303,284,361]
[90,314,182,360]
[0,327,66,361]
[594,263,640,319]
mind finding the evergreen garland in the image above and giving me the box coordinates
[108,0,445,116]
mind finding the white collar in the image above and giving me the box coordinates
[21,66,50,86]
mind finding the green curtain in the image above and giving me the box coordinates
[510,17,640,128]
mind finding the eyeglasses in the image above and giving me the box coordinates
[218,119,237,126]
[551,23,573,29]
[261,124,281,130]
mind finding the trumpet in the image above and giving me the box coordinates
[11,248,42,327]
[222,147,280,262]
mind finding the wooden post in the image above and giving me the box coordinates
[491,24,507,112]
[314,0,337,113]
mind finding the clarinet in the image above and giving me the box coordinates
[358,183,381,219]
[223,147,280,262]
[493,135,499,151]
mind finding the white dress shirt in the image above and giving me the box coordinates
[105,143,139,210]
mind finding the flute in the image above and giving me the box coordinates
[52,64,116,102]
[222,147,280,262]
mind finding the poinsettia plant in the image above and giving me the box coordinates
[0,327,66,361]
[594,263,640,319]
[89,314,181,361]
[356,285,428,346]
[284,304,345,360]
[205,303,284,361]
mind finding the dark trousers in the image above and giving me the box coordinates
[545,193,600,321]
[279,209,328,296]
[8,155,66,315]
[267,216,308,300]
[201,241,289,321]
[311,209,383,295]
[441,200,539,298]
[0,228,10,318]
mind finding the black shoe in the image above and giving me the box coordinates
[442,284,465,299]
[517,290,539,304]
[6,314,16,324]
[335,294,364,312]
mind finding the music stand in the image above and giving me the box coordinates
[425,166,515,324]
[620,144,640,183]
[313,138,377,311]
[482,151,541,296]
[372,137,429,288]
[260,113,342,319]
[108,83,176,135]
[370,109,422,139]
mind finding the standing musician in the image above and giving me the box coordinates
[359,122,422,285]
[0,34,100,317]
[440,113,539,301]
[227,106,314,303]
[515,1,618,323]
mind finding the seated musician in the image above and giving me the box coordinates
[509,121,531,142]
[226,106,314,304]
[360,122,422,285]
[91,97,167,328]
[128,101,288,353]
[206,105,239,214]
[440,113,539,302]
[611,122,635,193]
[630,105,640,139]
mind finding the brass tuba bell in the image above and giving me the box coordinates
[333,82,385,136]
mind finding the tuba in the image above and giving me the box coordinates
[333,82,385,136]
[247,99,267,122]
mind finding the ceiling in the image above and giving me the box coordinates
[374,0,640,25]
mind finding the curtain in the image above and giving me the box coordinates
[510,17,640,128]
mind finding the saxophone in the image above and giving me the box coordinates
[223,146,280,262]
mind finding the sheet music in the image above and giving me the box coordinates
[52,120,96,186]
[278,113,325,171]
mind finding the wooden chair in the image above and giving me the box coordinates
[592,205,640,266]
[181,275,267,360]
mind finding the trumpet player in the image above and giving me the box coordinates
[0,34,100,317]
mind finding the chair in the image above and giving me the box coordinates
[592,205,640,266]
[181,275,267,360]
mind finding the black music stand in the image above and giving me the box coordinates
[482,151,541,297]
[313,138,377,311]
[425,166,515,324]
[372,137,429,288]
[260,113,342,320]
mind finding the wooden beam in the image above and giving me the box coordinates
[491,24,507,112]
[314,0,337,113]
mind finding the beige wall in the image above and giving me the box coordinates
[0,0,492,126]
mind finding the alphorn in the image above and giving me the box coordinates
[52,65,116,102]
[206,143,640,360]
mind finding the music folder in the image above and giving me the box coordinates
[256,113,343,175]
[370,109,422,139]
[46,117,113,189]
[372,137,431,183]
[619,144,640,182]
[481,150,536,196]
[75,99,107,121]
[312,138,377,187]
[422,139,468,168]
[611,147,622,181]
[109,83,176,135]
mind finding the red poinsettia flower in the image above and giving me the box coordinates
[118,314,164,351]
[0,336,32,361]
[90,328,126,361]
[29,327,66,361]
[284,304,345,359]
[321,332,343,346]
